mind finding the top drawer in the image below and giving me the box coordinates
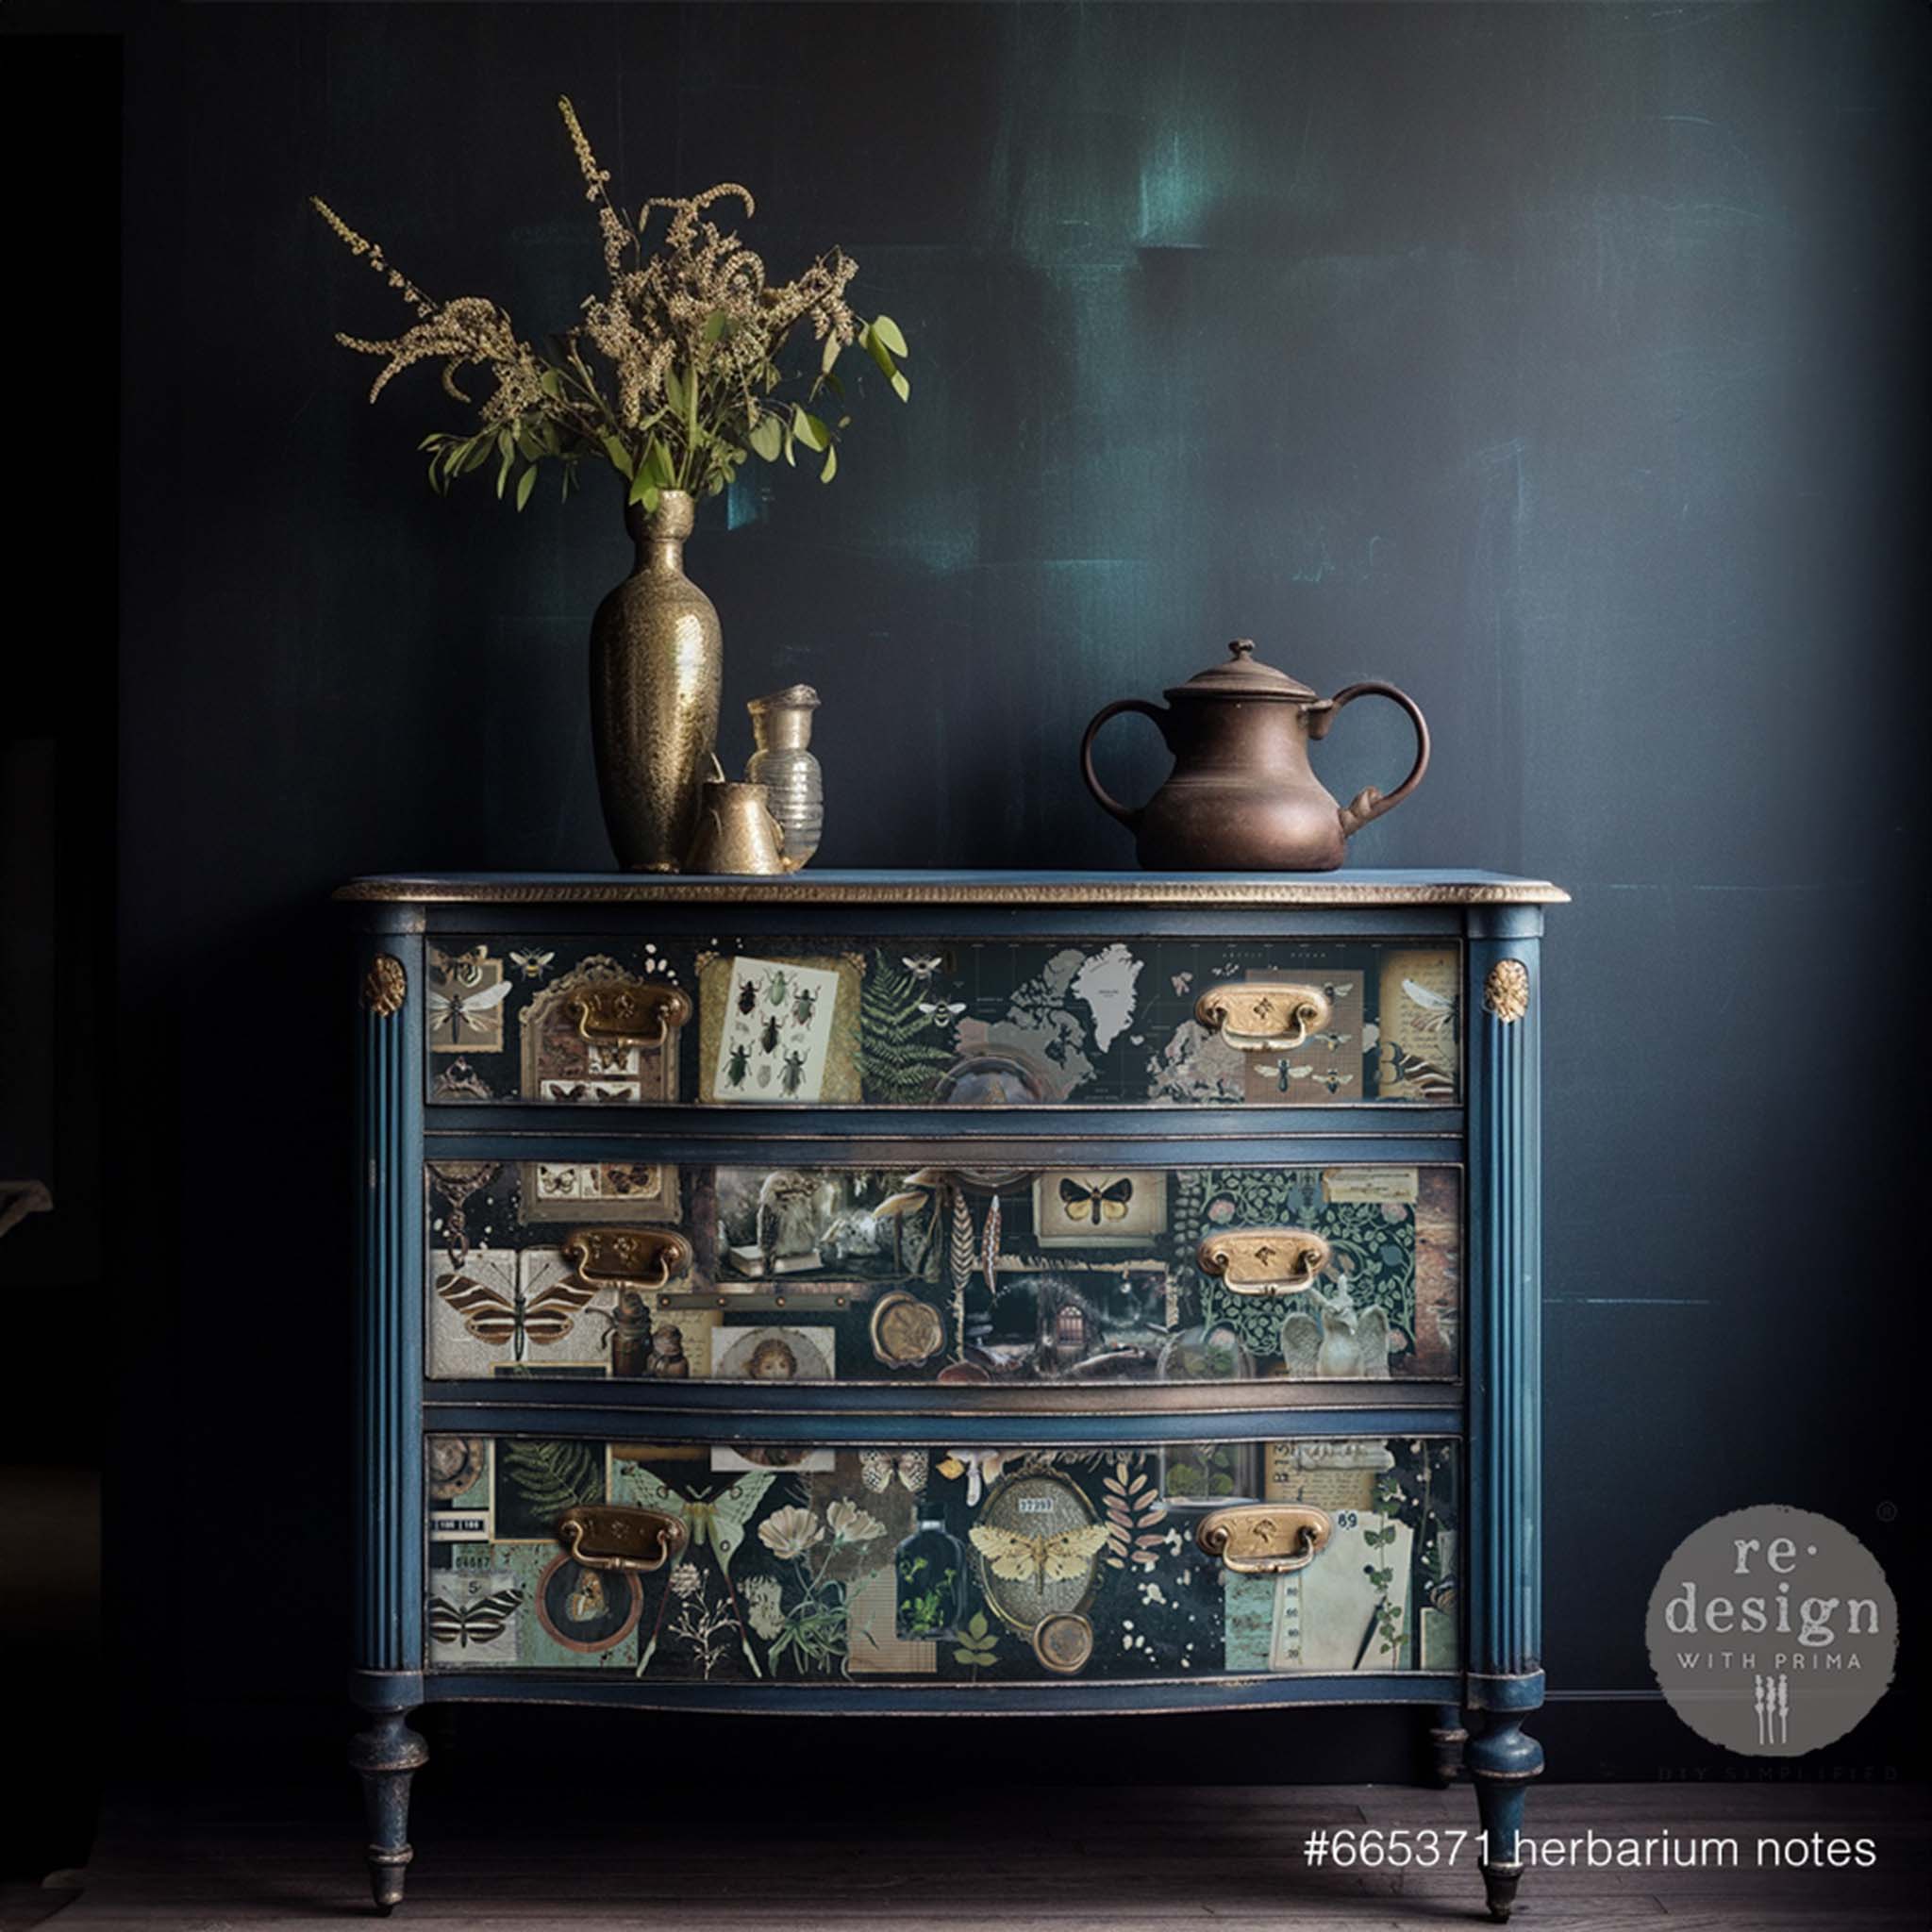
[425,935,1461,1108]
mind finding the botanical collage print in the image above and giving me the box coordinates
[426,1435,1461,1684]
[425,1158,1460,1387]
[420,933,1465,1684]
[423,936,1463,1108]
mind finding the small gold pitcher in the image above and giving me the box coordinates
[683,769,790,875]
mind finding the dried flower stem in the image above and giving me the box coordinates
[314,97,912,515]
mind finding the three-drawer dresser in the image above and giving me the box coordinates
[341,869,1562,1921]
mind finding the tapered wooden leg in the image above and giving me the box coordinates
[1466,1714,1542,1923]
[1425,1700,1468,1786]
[349,1707,428,1913]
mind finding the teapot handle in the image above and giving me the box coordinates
[1309,682,1431,837]
[1080,699,1168,828]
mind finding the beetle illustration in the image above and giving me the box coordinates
[781,1050,808,1095]
[792,987,817,1025]
[725,1043,751,1088]
[767,970,790,1007]
[737,975,761,1015]
[760,1015,781,1054]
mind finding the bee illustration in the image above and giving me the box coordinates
[902,955,942,981]
[737,975,762,1015]
[1260,1058,1312,1092]
[792,987,817,1025]
[508,949,555,981]
[725,1043,751,1088]
[781,1049,808,1095]
[761,1015,781,1054]
[917,999,967,1026]
[767,970,790,1006]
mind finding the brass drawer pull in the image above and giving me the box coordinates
[1194,982,1331,1052]
[570,983,691,1048]
[1195,1227,1331,1296]
[556,1505,688,1573]
[1196,1504,1332,1575]
[563,1226,693,1291]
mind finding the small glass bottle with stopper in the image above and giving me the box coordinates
[894,1515,967,1641]
[745,684,822,871]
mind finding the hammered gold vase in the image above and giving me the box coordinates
[589,491,723,872]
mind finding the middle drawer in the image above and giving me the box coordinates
[426,1159,1461,1388]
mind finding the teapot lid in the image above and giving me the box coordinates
[1167,638,1318,702]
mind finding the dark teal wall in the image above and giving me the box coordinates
[104,2,1925,1780]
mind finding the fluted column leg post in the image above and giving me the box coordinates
[350,910,426,1912]
[1463,913,1545,1924]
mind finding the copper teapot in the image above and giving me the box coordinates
[1080,640,1429,872]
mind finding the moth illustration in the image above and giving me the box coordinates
[1058,1176,1134,1224]
[437,1270,596,1363]
[619,1468,776,1676]
[1401,978,1457,1039]
[969,1522,1110,1590]
[427,974,513,1045]
[859,1449,929,1494]
[737,975,762,1015]
[725,1043,751,1088]
[427,1586,524,1650]
[792,987,817,1025]
[508,949,556,981]
[780,1049,807,1095]
[760,1015,781,1054]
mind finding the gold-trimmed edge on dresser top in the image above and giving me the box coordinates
[337,874,1568,908]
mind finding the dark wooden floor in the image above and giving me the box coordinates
[21,1782,1927,1930]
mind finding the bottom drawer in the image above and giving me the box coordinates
[425,1432,1459,1683]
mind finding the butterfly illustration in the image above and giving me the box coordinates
[859,1449,930,1494]
[969,1521,1110,1591]
[565,1569,608,1623]
[1401,979,1458,1039]
[436,1270,596,1363]
[545,1082,630,1103]
[1058,1176,1134,1224]
[902,956,942,981]
[427,974,513,1044]
[427,1586,524,1650]
[509,949,556,981]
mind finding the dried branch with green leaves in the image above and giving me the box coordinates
[313,96,910,512]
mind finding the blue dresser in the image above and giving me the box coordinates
[341,870,1561,1920]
